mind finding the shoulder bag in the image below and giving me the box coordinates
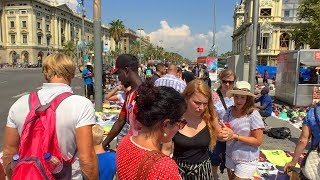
[301,107,320,179]
[136,150,165,180]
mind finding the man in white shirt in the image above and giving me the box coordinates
[154,64,186,93]
[3,53,98,179]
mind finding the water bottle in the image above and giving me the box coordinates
[44,153,63,174]
[11,154,19,170]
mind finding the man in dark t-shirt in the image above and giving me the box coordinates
[149,63,166,84]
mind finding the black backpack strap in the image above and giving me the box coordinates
[217,89,228,110]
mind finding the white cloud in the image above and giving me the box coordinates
[143,21,233,61]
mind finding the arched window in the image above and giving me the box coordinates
[280,33,289,50]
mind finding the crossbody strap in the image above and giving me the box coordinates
[217,89,227,110]
[136,150,165,180]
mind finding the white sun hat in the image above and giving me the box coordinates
[226,81,256,98]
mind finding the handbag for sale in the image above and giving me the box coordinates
[301,107,320,179]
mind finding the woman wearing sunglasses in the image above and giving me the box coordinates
[163,79,219,179]
[116,83,187,179]
[210,69,237,179]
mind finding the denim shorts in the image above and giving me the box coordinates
[225,156,258,179]
[209,141,226,166]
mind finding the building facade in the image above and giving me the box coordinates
[232,0,306,66]
[0,0,143,66]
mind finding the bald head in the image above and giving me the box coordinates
[167,64,178,76]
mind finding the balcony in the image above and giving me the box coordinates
[257,49,280,55]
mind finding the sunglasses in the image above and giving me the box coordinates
[222,80,235,85]
[176,119,187,130]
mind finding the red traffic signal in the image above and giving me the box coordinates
[197,48,204,53]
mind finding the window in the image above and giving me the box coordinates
[47,37,50,46]
[23,35,27,43]
[37,12,41,16]
[280,33,289,50]
[260,8,272,17]
[22,21,27,28]
[261,34,269,49]
[46,24,50,31]
[38,35,42,44]
[37,22,41,29]
[284,10,290,17]
[11,35,16,44]
[9,11,14,15]
[46,15,50,20]
[21,10,27,14]
[10,21,14,28]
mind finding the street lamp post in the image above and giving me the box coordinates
[249,0,259,92]
[138,28,144,64]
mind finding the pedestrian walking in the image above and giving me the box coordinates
[263,70,269,85]
[154,64,186,93]
[2,53,98,179]
[224,81,264,179]
[82,62,95,100]
[116,84,187,179]
[210,69,236,180]
[148,63,166,84]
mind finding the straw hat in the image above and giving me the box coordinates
[226,81,256,98]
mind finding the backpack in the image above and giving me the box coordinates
[145,69,152,78]
[12,92,74,180]
[267,127,291,139]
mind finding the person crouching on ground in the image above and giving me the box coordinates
[92,124,116,180]
[224,81,265,179]
[255,86,272,118]
[116,83,187,179]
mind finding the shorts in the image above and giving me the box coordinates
[209,141,226,166]
[225,156,257,179]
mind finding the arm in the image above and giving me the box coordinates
[2,127,20,178]
[76,125,98,180]
[256,103,267,110]
[105,85,122,100]
[161,141,173,156]
[284,125,310,172]
[231,128,264,146]
[102,114,126,148]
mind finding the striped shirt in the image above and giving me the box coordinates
[154,74,186,93]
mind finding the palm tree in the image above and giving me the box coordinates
[129,40,141,56]
[63,40,76,58]
[109,19,125,49]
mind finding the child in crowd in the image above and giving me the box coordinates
[92,124,116,180]
[224,81,265,179]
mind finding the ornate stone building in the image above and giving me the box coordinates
[232,0,306,66]
[0,0,142,66]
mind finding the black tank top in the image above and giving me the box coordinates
[173,125,210,163]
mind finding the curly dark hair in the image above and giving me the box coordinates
[136,83,187,128]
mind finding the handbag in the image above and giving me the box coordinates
[301,107,320,179]
[136,150,165,180]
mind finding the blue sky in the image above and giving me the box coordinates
[56,0,238,61]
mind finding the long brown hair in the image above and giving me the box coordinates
[183,79,217,150]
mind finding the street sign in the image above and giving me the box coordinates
[103,40,110,52]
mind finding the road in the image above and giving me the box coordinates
[0,68,85,150]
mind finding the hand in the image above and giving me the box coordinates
[218,123,233,141]
[284,161,297,173]
[116,85,123,91]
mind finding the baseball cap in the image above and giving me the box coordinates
[111,54,139,74]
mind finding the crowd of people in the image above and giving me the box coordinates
[2,52,318,180]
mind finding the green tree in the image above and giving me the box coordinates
[129,40,141,56]
[109,19,125,49]
[220,51,233,57]
[63,40,76,58]
[290,0,320,48]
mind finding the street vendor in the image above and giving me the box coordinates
[102,54,143,150]
[255,86,273,117]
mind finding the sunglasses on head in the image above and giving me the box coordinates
[176,119,187,130]
[222,80,234,84]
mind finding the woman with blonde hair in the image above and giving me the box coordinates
[224,81,264,179]
[210,69,237,179]
[163,79,230,179]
